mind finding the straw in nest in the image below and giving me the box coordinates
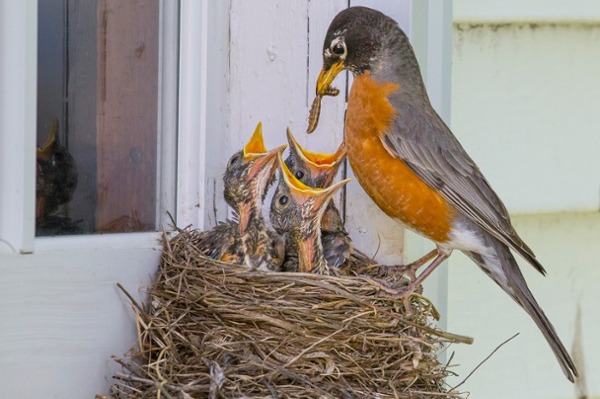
[99,227,471,399]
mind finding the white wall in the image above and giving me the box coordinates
[0,235,159,399]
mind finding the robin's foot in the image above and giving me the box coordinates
[371,279,418,316]
[396,251,450,298]
[373,249,437,289]
[404,249,438,279]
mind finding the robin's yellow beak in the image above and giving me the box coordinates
[308,61,345,133]
[316,60,345,96]
[243,122,268,158]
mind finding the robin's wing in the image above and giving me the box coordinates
[380,101,546,275]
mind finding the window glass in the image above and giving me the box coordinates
[37,0,161,235]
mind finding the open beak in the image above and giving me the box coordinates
[246,143,287,182]
[287,128,346,168]
[243,122,268,157]
[286,128,346,186]
[243,121,286,180]
[316,60,345,96]
[278,152,350,207]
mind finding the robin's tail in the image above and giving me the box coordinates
[464,241,578,382]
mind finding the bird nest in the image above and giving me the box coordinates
[100,226,470,399]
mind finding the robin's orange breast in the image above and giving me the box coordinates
[345,72,455,242]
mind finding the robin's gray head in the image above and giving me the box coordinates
[223,123,286,232]
[316,6,419,96]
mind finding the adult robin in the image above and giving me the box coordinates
[273,128,351,269]
[310,6,577,382]
[199,123,286,271]
[270,153,349,274]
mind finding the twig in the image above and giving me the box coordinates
[452,333,519,391]
[116,283,144,315]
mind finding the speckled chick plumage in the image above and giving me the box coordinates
[270,153,349,274]
[270,129,351,270]
[199,123,285,271]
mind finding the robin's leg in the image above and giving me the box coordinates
[381,249,437,284]
[397,250,449,316]
[400,251,449,295]
[404,249,437,281]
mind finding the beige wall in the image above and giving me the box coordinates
[447,213,599,398]
[446,2,600,397]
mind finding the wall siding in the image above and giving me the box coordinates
[452,22,600,214]
[447,2,600,396]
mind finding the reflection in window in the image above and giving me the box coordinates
[37,0,161,235]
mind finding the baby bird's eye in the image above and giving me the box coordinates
[294,170,305,180]
[278,195,289,206]
[228,154,241,167]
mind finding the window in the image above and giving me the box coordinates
[36,0,174,236]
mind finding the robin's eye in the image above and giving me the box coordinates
[294,170,305,180]
[278,195,289,206]
[331,41,346,57]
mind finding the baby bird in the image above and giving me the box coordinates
[272,129,351,269]
[198,123,286,271]
[36,118,78,222]
[271,153,350,274]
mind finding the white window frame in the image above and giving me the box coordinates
[0,1,227,253]
[0,0,37,254]
[177,0,231,230]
